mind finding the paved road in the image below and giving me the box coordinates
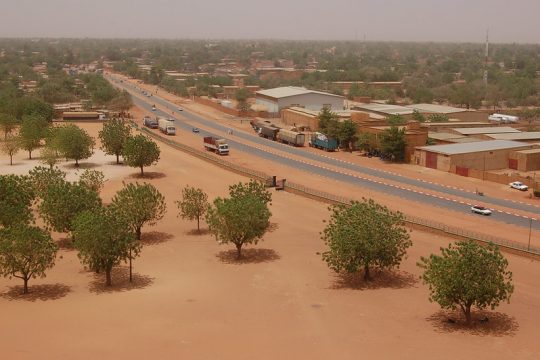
[109,75,540,230]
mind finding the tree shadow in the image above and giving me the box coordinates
[216,248,281,264]
[1,283,71,301]
[330,269,418,290]
[129,172,166,179]
[426,309,519,337]
[64,162,101,170]
[141,231,174,246]
[186,228,210,236]
[88,266,154,294]
[56,237,76,251]
[267,222,279,233]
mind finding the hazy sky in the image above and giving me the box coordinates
[1,0,539,43]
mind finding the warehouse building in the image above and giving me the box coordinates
[414,140,532,174]
[406,103,486,122]
[483,132,540,143]
[255,87,344,114]
[449,126,520,137]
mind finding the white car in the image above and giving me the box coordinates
[509,181,528,191]
[177,107,184,111]
[471,205,492,216]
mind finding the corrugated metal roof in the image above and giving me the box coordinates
[428,132,466,140]
[485,132,540,140]
[407,103,473,114]
[256,86,344,100]
[453,127,520,135]
[353,103,413,115]
[416,140,530,155]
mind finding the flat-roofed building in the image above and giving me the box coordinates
[351,103,414,117]
[406,103,487,122]
[414,140,532,173]
[483,132,540,142]
[449,127,520,137]
[256,87,344,114]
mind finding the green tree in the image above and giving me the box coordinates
[18,115,49,159]
[0,113,18,140]
[418,241,514,325]
[380,126,407,162]
[28,166,66,198]
[56,124,95,167]
[122,134,160,176]
[337,120,357,152]
[108,90,133,113]
[73,207,139,286]
[207,180,272,259]
[0,224,58,294]
[519,108,540,131]
[98,118,132,164]
[79,169,105,193]
[2,134,20,165]
[387,114,405,126]
[356,132,376,152]
[412,109,425,122]
[322,198,411,281]
[110,182,166,281]
[39,180,102,235]
[427,113,449,123]
[176,186,208,232]
[0,174,36,227]
[318,107,340,139]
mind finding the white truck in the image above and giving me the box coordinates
[158,118,176,135]
[204,136,229,155]
[489,113,519,123]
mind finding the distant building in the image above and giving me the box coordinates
[255,87,344,114]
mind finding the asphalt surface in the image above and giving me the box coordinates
[108,75,540,230]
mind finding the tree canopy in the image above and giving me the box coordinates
[0,224,58,294]
[0,174,36,227]
[380,125,407,162]
[176,186,208,232]
[418,241,514,325]
[18,115,49,159]
[321,198,411,281]
[207,180,272,259]
[98,118,132,164]
[73,207,138,286]
[122,134,161,176]
[55,124,95,166]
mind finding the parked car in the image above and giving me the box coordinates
[509,181,528,191]
[192,127,199,133]
[151,105,156,111]
[177,107,184,111]
[471,205,492,216]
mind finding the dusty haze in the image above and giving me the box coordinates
[0,0,539,43]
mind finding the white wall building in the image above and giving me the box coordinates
[255,86,344,114]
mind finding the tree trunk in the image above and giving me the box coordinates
[75,158,79,167]
[116,153,120,164]
[235,243,243,259]
[363,264,371,281]
[106,268,112,286]
[464,305,472,325]
[28,150,32,160]
[129,250,133,283]
[136,227,141,241]
[197,216,200,232]
[140,165,144,176]
[23,277,29,294]
[9,154,13,165]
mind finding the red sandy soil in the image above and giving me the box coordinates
[1,122,539,359]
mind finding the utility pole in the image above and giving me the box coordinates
[528,217,534,251]
[483,29,489,88]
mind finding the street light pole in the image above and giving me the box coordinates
[528,218,534,251]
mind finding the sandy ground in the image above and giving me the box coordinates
[1,122,540,359]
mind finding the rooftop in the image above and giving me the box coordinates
[485,132,540,141]
[352,103,413,116]
[428,132,468,140]
[407,103,474,114]
[453,127,520,135]
[416,140,530,155]
[256,87,344,100]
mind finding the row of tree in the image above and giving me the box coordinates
[321,199,514,325]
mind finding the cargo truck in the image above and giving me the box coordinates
[204,136,229,155]
[158,118,176,135]
[143,116,158,129]
[258,125,280,140]
[277,129,305,146]
[309,132,338,151]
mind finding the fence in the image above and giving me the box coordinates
[138,123,540,257]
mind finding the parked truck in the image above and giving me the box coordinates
[277,129,305,146]
[259,125,280,140]
[309,132,338,151]
[143,116,158,129]
[204,136,229,155]
[158,117,176,135]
